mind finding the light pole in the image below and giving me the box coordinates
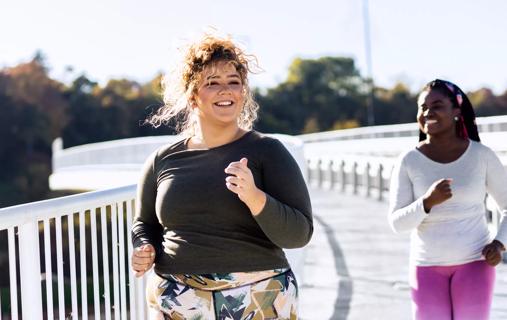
[363,0,375,126]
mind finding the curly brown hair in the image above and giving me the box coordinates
[147,33,260,136]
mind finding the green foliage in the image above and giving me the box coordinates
[0,63,54,206]
[256,56,366,133]
[372,83,417,125]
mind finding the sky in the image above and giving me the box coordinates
[2,0,507,94]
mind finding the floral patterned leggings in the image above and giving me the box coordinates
[146,268,298,320]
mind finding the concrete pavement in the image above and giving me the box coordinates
[299,188,507,320]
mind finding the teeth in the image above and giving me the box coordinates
[426,120,437,124]
[216,101,233,106]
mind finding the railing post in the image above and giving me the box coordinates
[365,162,371,197]
[378,164,384,201]
[52,137,63,172]
[328,160,335,189]
[18,221,43,319]
[353,162,359,195]
[317,159,323,188]
[340,160,347,192]
[306,159,312,184]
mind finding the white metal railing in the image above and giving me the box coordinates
[299,114,507,143]
[306,155,394,201]
[0,184,147,320]
[51,136,182,171]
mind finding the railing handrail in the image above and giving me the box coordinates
[0,184,136,230]
[299,114,507,143]
[53,135,180,155]
[299,122,418,142]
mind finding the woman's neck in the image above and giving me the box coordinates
[191,123,246,149]
[424,132,464,147]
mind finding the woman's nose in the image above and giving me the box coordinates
[218,84,232,94]
[424,109,434,117]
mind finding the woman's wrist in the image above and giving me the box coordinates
[247,189,267,216]
[422,197,433,214]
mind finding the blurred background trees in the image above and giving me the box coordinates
[2,52,507,206]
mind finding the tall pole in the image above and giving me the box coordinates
[363,0,375,126]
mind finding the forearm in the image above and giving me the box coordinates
[253,194,313,249]
[245,188,267,216]
[389,197,427,233]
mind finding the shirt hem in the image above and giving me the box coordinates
[154,261,290,275]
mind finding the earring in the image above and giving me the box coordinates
[454,116,459,121]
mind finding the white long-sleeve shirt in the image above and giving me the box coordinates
[388,140,507,266]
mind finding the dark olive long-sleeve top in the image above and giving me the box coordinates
[131,131,313,274]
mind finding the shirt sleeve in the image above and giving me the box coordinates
[388,154,427,233]
[253,138,313,249]
[485,148,507,247]
[131,150,164,251]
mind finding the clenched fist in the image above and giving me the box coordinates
[225,158,266,216]
[131,244,155,277]
[423,178,453,213]
[482,240,505,267]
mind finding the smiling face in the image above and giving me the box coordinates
[192,60,245,129]
[417,88,461,137]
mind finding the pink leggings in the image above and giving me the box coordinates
[410,260,495,320]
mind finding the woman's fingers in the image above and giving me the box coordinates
[133,255,154,265]
[134,250,155,259]
[482,244,502,266]
[132,261,152,270]
[225,176,243,186]
[485,254,500,266]
[132,258,154,277]
[224,166,248,178]
[132,256,153,267]
[131,244,156,277]
[487,249,499,261]
[225,158,250,175]
[225,159,253,192]
[226,182,242,194]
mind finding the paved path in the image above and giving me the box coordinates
[299,188,507,320]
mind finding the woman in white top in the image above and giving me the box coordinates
[388,79,507,320]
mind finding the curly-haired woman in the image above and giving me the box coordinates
[131,33,313,319]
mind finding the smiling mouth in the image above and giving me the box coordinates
[214,101,234,107]
[425,119,438,125]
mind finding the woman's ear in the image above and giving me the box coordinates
[452,108,461,118]
[189,96,197,109]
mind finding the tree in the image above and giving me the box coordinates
[256,56,366,134]
[373,83,417,125]
[2,55,68,139]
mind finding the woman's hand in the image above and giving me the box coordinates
[422,178,453,213]
[482,240,505,266]
[131,243,156,277]
[225,158,266,216]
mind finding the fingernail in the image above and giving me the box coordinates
[150,252,155,257]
